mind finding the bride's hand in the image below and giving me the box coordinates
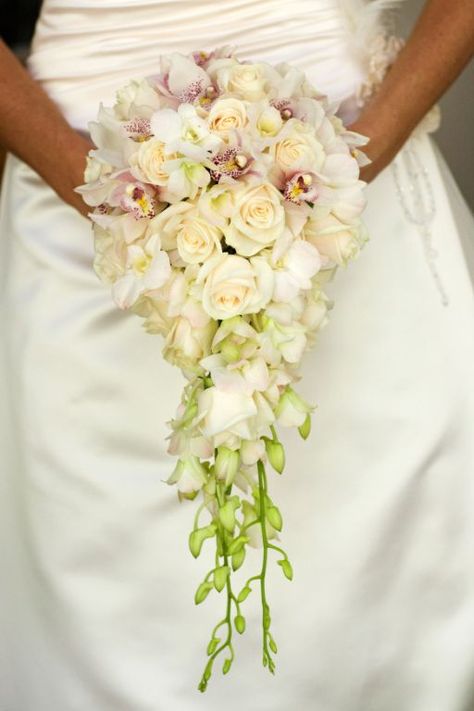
[348,119,401,184]
[49,132,95,218]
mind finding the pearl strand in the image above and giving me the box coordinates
[390,140,450,307]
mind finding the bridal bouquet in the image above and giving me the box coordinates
[77,46,368,691]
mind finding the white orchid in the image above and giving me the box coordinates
[151,103,222,162]
[111,232,171,309]
[272,239,322,302]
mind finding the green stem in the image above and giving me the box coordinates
[267,543,290,560]
[193,501,206,531]
[198,480,236,692]
[257,459,276,674]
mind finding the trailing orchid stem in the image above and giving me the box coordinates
[257,459,277,673]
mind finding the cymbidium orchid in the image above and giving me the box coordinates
[77,45,368,693]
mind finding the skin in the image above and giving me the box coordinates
[350,0,474,181]
[0,0,473,214]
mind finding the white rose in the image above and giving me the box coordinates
[197,253,274,320]
[303,214,363,266]
[148,201,196,251]
[176,216,223,264]
[270,121,325,174]
[133,138,177,185]
[198,386,258,439]
[208,98,248,138]
[217,63,268,101]
[163,316,216,372]
[225,182,286,257]
[114,79,161,120]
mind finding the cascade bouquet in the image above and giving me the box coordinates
[77,46,369,691]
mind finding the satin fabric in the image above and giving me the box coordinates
[25,0,366,130]
[1,2,474,710]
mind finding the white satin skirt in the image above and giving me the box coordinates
[1,131,474,710]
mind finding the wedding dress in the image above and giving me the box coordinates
[1,1,473,710]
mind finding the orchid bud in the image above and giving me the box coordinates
[189,523,217,558]
[215,446,240,486]
[213,565,230,592]
[298,413,311,440]
[232,547,246,571]
[194,581,213,604]
[264,437,285,474]
[234,615,246,634]
[266,505,283,531]
[219,337,241,363]
[219,499,238,532]
[277,558,293,580]
[227,535,249,555]
[275,387,313,427]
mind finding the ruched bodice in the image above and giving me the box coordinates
[27,0,368,130]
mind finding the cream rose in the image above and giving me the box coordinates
[225,182,286,257]
[176,217,223,264]
[219,63,268,101]
[197,253,274,320]
[114,78,161,120]
[163,316,217,372]
[134,138,177,185]
[148,201,196,252]
[208,98,248,138]
[271,122,325,174]
[303,214,363,266]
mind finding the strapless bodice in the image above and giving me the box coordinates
[26,0,384,130]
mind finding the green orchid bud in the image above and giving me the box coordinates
[194,581,213,605]
[264,438,285,474]
[298,413,311,440]
[215,446,240,487]
[206,637,220,656]
[234,615,246,634]
[203,477,216,496]
[266,505,283,531]
[275,386,313,428]
[227,535,249,555]
[213,565,230,592]
[237,585,251,603]
[219,337,241,363]
[219,501,236,532]
[222,658,232,674]
[277,558,293,580]
[232,547,246,571]
[189,523,217,558]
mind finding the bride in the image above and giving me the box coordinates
[1,1,473,709]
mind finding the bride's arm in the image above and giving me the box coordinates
[0,39,92,216]
[350,0,474,182]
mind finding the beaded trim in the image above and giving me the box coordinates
[391,143,449,306]
[360,33,449,306]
